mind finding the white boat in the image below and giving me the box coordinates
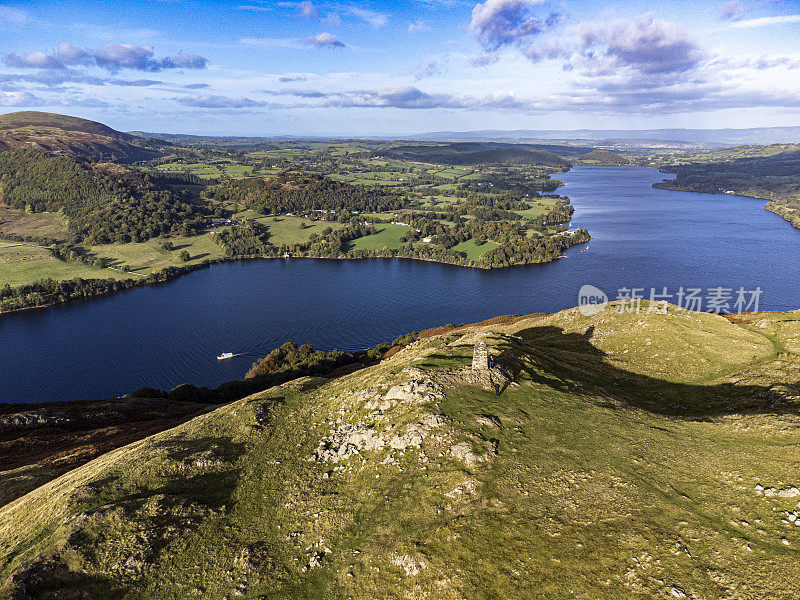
[217,352,235,361]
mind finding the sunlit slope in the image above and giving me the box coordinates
[2,305,800,599]
[0,111,162,162]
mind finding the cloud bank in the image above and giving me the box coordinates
[5,43,207,72]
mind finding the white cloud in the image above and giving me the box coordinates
[0,90,40,106]
[175,94,268,108]
[302,32,346,48]
[470,0,549,50]
[300,1,319,19]
[5,42,207,72]
[236,5,273,12]
[0,6,29,25]
[729,14,800,28]
[412,59,442,79]
[719,0,746,20]
[524,13,705,80]
[347,7,388,27]
[240,37,302,49]
[408,20,430,33]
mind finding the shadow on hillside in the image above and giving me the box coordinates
[9,434,248,597]
[504,324,800,420]
[12,559,125,600]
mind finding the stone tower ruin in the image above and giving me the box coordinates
[472,339,489,370]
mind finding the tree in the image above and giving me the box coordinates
[178,250,191,262]
[162,241,174,251]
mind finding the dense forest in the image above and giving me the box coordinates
[0,149,211,243]
[0,149,119,216]
[245,341,384,379]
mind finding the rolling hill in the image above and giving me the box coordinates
[0,111,166,163]
[1,305,800,598]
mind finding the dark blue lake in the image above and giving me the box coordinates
[2,166,800,403]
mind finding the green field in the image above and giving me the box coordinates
[89,233,227,274]
[256,216,345,246]
[156,162,256,179]
[0,207,69,241]
[350,223,412,251]
[328,172,408,187]
[514,197,561,219]
[433,166,474,179]
[452,238,500,260]
[358,212,394,220]
[0,241,126,286]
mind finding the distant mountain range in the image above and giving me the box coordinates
[130,126,800,149]
[410,127,800,146]
[3,111,797,153]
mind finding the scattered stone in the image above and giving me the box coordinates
[304,552,323,571]
[476,415,501,429]
[778,486,800,498]
[445,479,476,499]
[388,427,424,450]
[449,442,484,467]
[391,554,426,576]
[420,413,445,428]
[669,586,687,598]
[384,379,442,403]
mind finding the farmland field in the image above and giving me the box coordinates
[452,238,500,260]
[256,216,345,246]
[350,223,412,251]
[89,233,227,274]
[0,241,126,286]
[515,197,562,220]
[156,162,255,179]
[0,207,69,241]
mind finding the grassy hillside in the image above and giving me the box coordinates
[0,112,129,139]
[0,111,164,162]
[2,304,800,598]
[0,240,129,286]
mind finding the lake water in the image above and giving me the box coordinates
[3,166,800,403]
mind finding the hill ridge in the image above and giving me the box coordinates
[0,111,165,162]
[2,305,800,597]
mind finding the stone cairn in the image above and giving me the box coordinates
[472,339,489,370]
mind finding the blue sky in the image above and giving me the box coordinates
[0,0,799,135]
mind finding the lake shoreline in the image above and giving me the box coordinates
[6,166,800,404]
[652,181,799,229]
[0,232,590,316]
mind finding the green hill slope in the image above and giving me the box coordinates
[2,305,800,598]
[0,111,165,162]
